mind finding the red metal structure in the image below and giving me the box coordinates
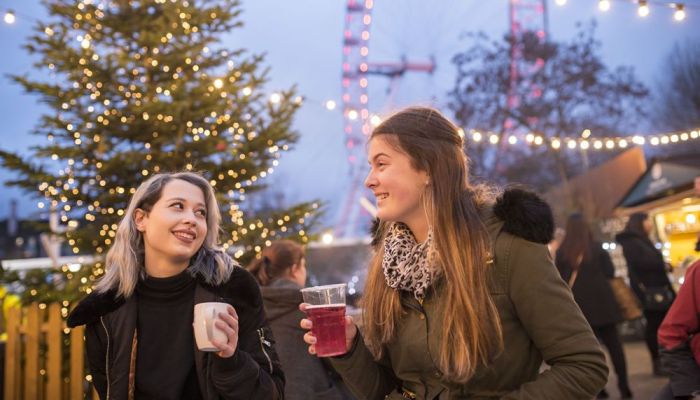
[335,0,546,238]
[336,0,434,239]
[503,0,548,137]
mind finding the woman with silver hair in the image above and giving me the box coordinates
[68,172,284,399]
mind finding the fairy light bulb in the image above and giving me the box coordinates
[673,4,686,21]
[4,10,16,24]
[638,1,650,17]
[599,0,611,12]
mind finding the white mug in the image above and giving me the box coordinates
[193,302,229,351]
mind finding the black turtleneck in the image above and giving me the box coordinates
[134,269,202,400]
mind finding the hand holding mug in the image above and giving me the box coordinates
[212,305,239,358]
[194,302,239,358]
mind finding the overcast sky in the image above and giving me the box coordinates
[1,0,698,230]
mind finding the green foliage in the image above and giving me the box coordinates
[1,0,323,302]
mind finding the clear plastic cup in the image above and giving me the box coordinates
[301,284,347,357]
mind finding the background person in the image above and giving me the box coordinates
[556,213,633,399]
[248,240,350,400]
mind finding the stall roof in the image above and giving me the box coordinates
[617,154,700,208]
[544,147,646,222]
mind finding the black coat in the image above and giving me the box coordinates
[615,231,674,304]
[262,279,347,400]
[67,267,284,400]
[556,243,622,327]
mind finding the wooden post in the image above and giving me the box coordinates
[24,305,41,400]
[69,325,85,400]
[4,306,21,400]
[46,303,62,399]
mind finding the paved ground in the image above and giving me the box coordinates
[602,340,668,399]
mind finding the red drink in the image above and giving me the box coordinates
[306,304,347,357]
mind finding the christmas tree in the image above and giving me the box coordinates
[0,0,322,303]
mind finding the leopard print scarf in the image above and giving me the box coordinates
[382,222,440,301]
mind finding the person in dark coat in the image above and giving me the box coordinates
[616,212,676,376]
[248,240,349,400]
[556,214,633,399]
[653,260,700,399]
[67,172,284,399]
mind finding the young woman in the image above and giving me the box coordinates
[616,212,676,376]
[556,214,632,399]
[67,172,284,399]
[248,240,349,400]
[301,107,608,399]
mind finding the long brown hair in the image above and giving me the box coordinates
[362,107,503,383]
[247,240,305,286]
[557,214,593,270]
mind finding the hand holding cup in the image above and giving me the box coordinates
[298,284,356,357]
[300,302,357,357]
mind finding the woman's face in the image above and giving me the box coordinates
[364,136,429,228]
[135,179,208,271]
[643,217,654,234]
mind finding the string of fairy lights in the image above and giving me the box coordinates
[4,2,699,156]
[553,0,700,21]
[302,94,700,151]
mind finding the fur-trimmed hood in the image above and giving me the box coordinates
[370,187,554,245]
[492,187,554,244]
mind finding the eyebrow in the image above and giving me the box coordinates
[166,197,206,208]
[369,152,391,163]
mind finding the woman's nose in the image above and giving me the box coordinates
[364,170,377,189]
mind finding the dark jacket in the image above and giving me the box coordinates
[615,231,674,306]
[658,260,700,397]
[330,189,608,399]
[262,279,347,400]
[67,267,284,400]
[556,242,622,327]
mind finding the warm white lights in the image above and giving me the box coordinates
[4,10,15,24]
[673,4,686,21]
[599,0,611,12]
[638,1,650,17]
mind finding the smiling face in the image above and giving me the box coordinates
[134,178,208,277]
[365,135,430,238]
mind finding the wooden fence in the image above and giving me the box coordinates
[4,303,98,400]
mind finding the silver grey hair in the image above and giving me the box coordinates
[95,172,236,298]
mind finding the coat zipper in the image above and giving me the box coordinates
[257,328,273,374]
[100,316,111,400]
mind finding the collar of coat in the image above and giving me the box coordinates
[370,187,554,247]
[66,266,260,328]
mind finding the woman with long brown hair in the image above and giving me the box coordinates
[300,107,608,399]
[556,214,632,399]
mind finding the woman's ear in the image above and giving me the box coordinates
[133,208,147,232]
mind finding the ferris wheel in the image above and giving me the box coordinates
[334,0,544,239]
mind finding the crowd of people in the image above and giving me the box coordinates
[62,106,698,399]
